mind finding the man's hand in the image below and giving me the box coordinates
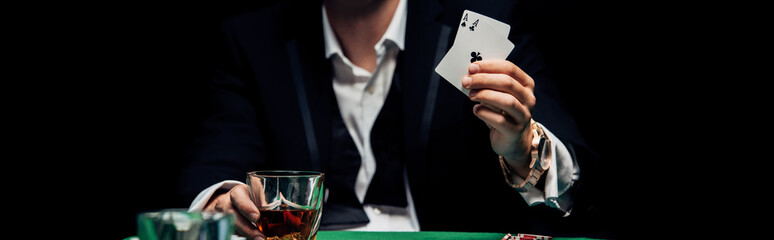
[204,184,265,240]
[463,60,536,178]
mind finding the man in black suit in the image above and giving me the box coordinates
[180,0,604,238]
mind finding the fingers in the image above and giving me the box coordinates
[468,60,534,90]
[463,60,536,115]
[208,185,265,240]
[230,185,261,223]
[234,214,266,239]
[229,185,265,239]
[471,92,530,137]
[235,215,265,240]
[473,104,519,139]
[466,60,536,167]
[470,88,531,128]
[463,73,535,108]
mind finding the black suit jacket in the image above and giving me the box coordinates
[180,0,605,236]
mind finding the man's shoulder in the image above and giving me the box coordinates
[220,2,321,41]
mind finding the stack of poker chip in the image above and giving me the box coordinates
[502,233,552,240]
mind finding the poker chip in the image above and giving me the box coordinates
[502,233,552,240]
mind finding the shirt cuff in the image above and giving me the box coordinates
[512,122,580,216]
[188,180,245,211]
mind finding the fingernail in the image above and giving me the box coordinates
[469,90,477,98]
[249,212,260,223]
[462,77,472,88]
[469,63,479,74]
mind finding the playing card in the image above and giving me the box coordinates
[455,10,511,46]
[435,17,514,95]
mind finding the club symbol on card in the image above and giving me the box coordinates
[468,19,479,31]
[470,52,482,63]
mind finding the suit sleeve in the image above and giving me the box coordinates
[178,21,268,204]
[509,33,603,221]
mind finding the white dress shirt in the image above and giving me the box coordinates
[322,0,419,231]
[188,0,580,231]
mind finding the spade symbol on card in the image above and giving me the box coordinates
[461,13,468,27]
[470,52,482,63]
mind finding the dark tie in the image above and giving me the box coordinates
[320,62,408,227]
[363,69,407,207]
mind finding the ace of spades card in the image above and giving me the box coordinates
[435,11,514,96]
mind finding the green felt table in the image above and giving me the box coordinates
[126,231,598,240]
[316,231,595,240]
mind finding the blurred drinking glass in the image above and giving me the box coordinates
[137,209,235,240]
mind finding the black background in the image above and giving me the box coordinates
[37,0,685,238]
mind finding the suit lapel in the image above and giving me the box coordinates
[285,3,333,173]
[400,0,446,147]
[399,0,450,195]
[283,0,453,191]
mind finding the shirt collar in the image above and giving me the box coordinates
[322,0,407,59]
